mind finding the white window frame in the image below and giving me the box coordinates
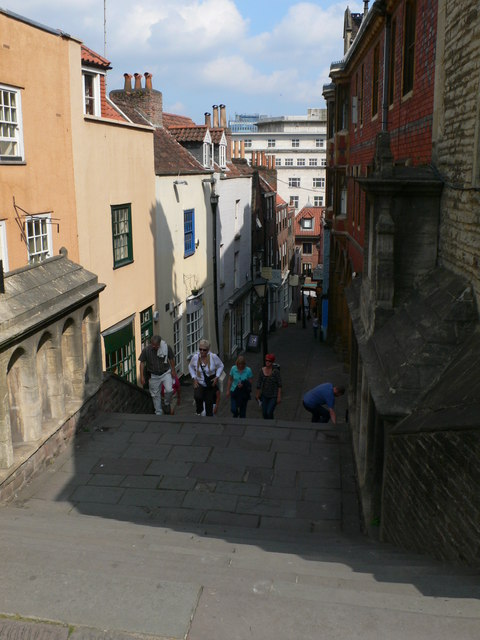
[290,196,299,208]
[173,316,183,374]
[309,158,318,166]
[25,214,53,264]
[82,69,101,117]
[244,139,252,148]
[297,158,306,166]
[289,177,300,188]
[0,84,24,162]
[186,305,204,357]
[313,177,325,188]
[285,158,293,166]
[219,143,227,168]
[0,220,9,271]
[267,139,276,148]
[321,158,327,167]
[301,217,313,230]
[292,138,300,148]
[275,157,281,166]
[314,196,324,206]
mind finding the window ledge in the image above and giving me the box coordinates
[0,159,26,165]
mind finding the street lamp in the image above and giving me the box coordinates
[253,276,268,360]
[299,274,306,329]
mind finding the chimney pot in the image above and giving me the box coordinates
[212,105,219,128]
[123,73,133,92]
[220,104,226,128]
[205,112,212,127]
[134,73,142,90]
[144,72,152,90]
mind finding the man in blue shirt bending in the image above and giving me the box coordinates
[302,383,345,423]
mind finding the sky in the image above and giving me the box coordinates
[5,0,365,122]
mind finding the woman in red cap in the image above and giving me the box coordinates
[255,353,282,419]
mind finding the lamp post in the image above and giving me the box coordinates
[299,274,306,329]
[253,276,268,360]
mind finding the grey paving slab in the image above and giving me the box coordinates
[120,475,160,489]
[158,432,196,445]
[120,443,171,460]
[216,480,262,496]
[227,435,272,450]
[90,458,150,475]
[87,474,126,487]
[183,490,239,511]
[167,444,211,462]
[119,488,185,508]
[190,462,246,481]
[70,485,125,504]
[209,448,275,468]
[145,460,193,477]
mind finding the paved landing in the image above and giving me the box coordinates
[15,411,360,536]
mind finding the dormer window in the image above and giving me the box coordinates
[301,217,313,230]
[203,129,213,168]
[219,143,227,169]
[82,70,101,116]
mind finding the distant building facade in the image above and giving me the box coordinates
[231,110,327,213]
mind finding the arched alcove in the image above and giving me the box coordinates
[7,347,41,443]
[36,331,64,423]
[82,306,102,386]
[62,318,84,407]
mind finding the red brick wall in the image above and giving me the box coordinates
[344,0,438,268]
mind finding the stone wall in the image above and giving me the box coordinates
[434,0,480,307]
[382,428,480,568]
[0,374,153,505]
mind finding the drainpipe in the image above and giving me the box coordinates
[203,178,220,352]
[0,260,4,294]
[382,13,391,132]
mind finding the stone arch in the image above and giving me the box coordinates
[7,346,41,443]
[82,306,102,386]
[36,331,64,424]
[62,317,84,408]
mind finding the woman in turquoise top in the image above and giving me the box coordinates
[226,355,253,418]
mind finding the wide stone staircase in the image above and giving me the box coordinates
[0,412,479,640]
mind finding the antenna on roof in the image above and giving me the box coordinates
[104,0,107,58]
[104,0,107,89]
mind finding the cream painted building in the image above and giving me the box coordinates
[0,9,157,385]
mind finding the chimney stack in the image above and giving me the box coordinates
[364,1,369,15]
[144,72,152,91]
[134,73,142,90]
[205,112,211,127]
[212,105,219,128]
[123,73,133,93]
[220,104,226,128]
[240,139,245,159]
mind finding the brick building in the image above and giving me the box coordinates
[324,0,480,567]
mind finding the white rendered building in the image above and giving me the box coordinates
[230,109,327,212]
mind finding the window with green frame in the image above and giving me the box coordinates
[104,320,137,384]
[140,306,153,351]
[111,204,133,268]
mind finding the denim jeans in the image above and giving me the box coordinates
[260,395,277,420]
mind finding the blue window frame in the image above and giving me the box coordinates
[184,208,195,257]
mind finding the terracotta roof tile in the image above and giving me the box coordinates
[154,127,210,176]
[294,206,324,236]
[163,113,196,128]
[81,45,111,69]
[169,125,209,143]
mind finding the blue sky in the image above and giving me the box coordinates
[5,0,364,122]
